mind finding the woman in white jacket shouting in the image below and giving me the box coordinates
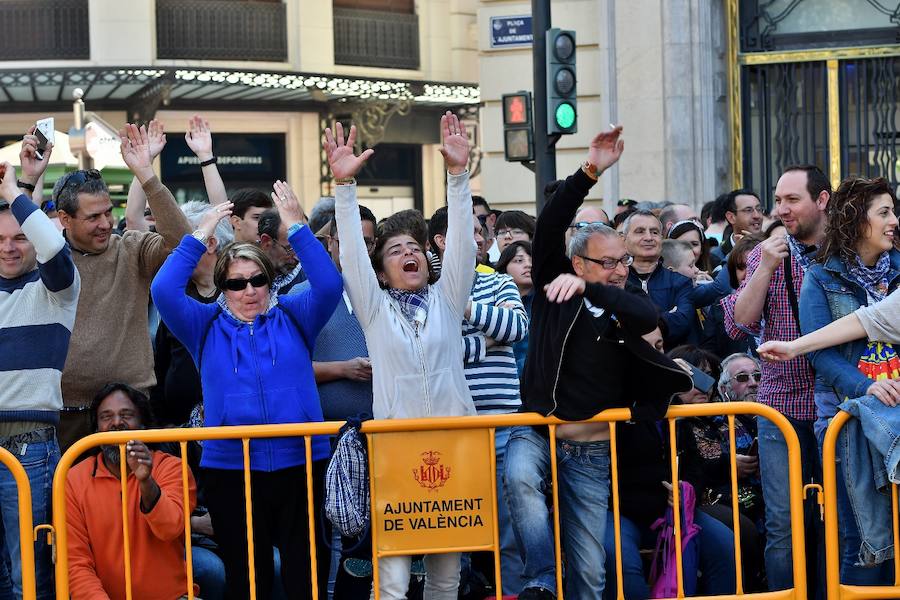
[326,112,477,599]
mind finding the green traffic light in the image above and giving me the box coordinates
[555,102,576,129]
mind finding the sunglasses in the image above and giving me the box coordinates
[222,273,269,292]
[733,371,762,383]
[617,198,637,207]
[569,221,610,230]
[56,169,102,200]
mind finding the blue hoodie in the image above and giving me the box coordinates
[151,225,342,471]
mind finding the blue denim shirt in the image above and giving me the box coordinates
[799,251,900,436]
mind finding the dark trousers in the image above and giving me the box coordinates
[203,461,330,600]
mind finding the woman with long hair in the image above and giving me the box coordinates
[796,176,900,586]
[496,240,533,374]
[328,113,477,599]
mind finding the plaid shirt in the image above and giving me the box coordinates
[722,244,816,421]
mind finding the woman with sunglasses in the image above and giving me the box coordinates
[328,113,476,599]
[150,180,342,600]
[792,176,900,586]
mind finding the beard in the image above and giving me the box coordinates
[101,445,121,469]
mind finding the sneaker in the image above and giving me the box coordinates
[518,587,556,600]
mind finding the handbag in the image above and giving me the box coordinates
[648,481,702,598]
[324,417,371,538]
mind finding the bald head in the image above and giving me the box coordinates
[574,205,611,226]
[659,203,698,235]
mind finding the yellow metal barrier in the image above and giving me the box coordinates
[48,402,808,600]
[0,446,36,600]
[822,410,900,600]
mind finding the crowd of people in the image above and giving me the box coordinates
[2,108,900,600]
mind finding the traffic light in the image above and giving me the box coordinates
[546,28,577,135]
[502,91,534,162]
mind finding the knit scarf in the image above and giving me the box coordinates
[848,252,891,303]
[786,235,815,273]
[387,286,430,327]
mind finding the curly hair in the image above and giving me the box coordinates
[818,176,898,264]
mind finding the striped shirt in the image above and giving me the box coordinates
[0,195,80,423]
[722,243,815,420]
[461,271,528,414]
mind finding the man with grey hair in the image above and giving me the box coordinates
[718,353,762,403]
[504,126,691,600]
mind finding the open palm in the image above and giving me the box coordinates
[323,122,373,180]
[439,112,469,174]
[120,124,152,172]
[587,125,624,174]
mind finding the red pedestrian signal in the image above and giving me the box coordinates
[504,94,528,125]
[502,91,534,162]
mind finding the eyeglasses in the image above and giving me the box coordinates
[496,228,527,238]
[568,221,610,230]
[276,241,295,255]
[733,371,762,383]
[578,253,634,270]
[222,273,269,292]
[736,205,764,215]
[56,169,102,200]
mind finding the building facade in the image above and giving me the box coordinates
[0,0,481,219]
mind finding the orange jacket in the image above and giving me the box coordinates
[66,451,197,600]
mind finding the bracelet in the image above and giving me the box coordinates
[16,180,35,191]
[334,177,356,185]
[199,157,217,167]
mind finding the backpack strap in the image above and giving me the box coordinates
[783,255,802,331]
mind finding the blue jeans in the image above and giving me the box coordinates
[757,416,824,598]
[503,426,610,598]
[494,427,525,595]
[0,437,59,600]
[601,509,737,599]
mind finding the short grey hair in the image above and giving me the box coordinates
[180,201,234,250]
[717,353,761,400]
[621,209,661,235]
[308,197,336,234]
[567,222,619,259]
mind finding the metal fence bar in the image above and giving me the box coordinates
[242,438,257,600]
[304,436,319,600]
[547,424,565,599]
[609,421,626,600]
[727,415,745,594]
[489,428,503,597]
[118,445,134,600]
[0,447,36,600]
[180,441,195,600]
[367,433,382,600]
[50,403,807,600]
[668,418,686,598]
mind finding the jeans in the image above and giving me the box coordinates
[503,425,610,598]
[493,427,525,595]
[0,437,59,600]
[193,546,226,600]
[602,510,737,599]
[757,416,824,599]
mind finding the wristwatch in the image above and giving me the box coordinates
[581,161,600,181]
[191,229,209,244]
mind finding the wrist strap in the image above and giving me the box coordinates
[16,180,35,191]
[334,177,356,185]
[199,157,217,167]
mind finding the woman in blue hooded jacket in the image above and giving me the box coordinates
[151,180,342,600]
[798,176,900,587]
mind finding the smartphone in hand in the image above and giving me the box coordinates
[34,118,54,160]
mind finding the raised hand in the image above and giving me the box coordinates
[20,126,52,184]
[587,125,624,175]
[0,162,21,203]
[323,122,374,181]
[271,180,306,227]
[198,202,233,240]
[125,440,153,482]
[120,124,154,182]
[185,115,213,161]
[438,112,469,175]
[147,119,167,159]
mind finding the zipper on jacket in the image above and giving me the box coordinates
[551,302,582,415]
[414,320,432,414]
[248,323,273,469]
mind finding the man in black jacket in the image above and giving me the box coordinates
[504,126,691,600]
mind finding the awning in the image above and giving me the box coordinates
[0,66,481,119]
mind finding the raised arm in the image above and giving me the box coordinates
[185,115,228,206]
[324,122,381,328]
[434,112,477,318]
[150,205,230,354]
[18,125,53,202]
[124,119,166,232]
[0,162,78,305]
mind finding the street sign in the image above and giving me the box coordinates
[490,15,533,48]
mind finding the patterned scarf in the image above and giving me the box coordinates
[848,252,891,303]
[785,235,816,273]
[387,286,430,327]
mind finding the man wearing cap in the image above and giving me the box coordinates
[56,124,191,452]
[0,131,80,599]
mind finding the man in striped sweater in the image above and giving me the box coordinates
[429,205,529,595]
[0,134,80,599]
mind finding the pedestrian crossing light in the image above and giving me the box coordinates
[502,91,534,162]
[546,28,577,135]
